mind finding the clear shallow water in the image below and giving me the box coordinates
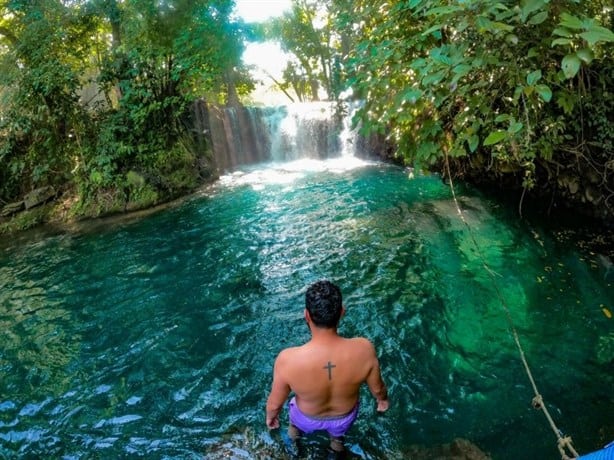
[0,160,612,459]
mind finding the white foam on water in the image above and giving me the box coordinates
[218,156,376,189]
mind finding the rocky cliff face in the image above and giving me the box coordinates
[445,153,614,227]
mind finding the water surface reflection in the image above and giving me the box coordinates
[0,162,612,459]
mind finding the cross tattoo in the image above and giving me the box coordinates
[323,361,336,380]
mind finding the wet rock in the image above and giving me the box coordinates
[403,438,491,460]
[204,430,491,460]
[24,186,56,210]
[0,201,25,217]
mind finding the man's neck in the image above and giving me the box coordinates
[309,326,340,343]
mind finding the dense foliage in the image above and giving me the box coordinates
[254,0,342,101]
[1,0,613,224]
[0,0,248,216]
[336,0,614,218]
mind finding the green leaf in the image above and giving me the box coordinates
[422,70,446,86]
[468,134,479,153]
[526,70,541,85]
[561,54,581,79]
[579,27,614,46]
[422,24,443,36]
[559,13,584,30]
[491,21,514,32]
[416,141,439,162]
[535,84,552,102]
[452,64,472,75]
[552,27,572,37]
[521,0,546,22]
[430,50,452,65]
[492,3,509,11]
[484,131,507,145]
[528,11,548,25]
[449,144,466,157]
[495,114,511,122]
[476,16,492,32]
[425,6,463,16]
[411,58,427,70]
[551,38,573,47]
[508,122,523,134]
[477,16,514,33]
[576,48,594,64]
[556,91,576,114]
[402,88,423,103]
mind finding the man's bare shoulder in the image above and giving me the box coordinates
[345,337,377,355]
[275,345,304,363]
[346,336,375,347]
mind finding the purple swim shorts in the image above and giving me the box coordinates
[288,397,359,438]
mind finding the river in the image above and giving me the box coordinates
[0,157,612,459]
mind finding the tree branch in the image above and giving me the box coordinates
[263,70,295,103]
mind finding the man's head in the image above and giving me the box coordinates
[305,280,343,329]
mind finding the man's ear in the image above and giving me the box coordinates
[304,308,311,323]
[340,306,346,318]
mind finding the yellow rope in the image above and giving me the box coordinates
[442,153,580,460]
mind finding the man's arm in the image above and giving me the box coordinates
[265,351,291,429]
[364,341,389,412]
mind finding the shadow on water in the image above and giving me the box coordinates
[0,161,612,459]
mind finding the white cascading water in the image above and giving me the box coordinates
[207,101,369,172]
[214,101,372,188]
[266,102,344,161]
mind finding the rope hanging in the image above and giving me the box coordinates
[441,153,580,460]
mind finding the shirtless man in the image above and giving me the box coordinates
[265,280,389,453]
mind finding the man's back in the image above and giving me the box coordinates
[275,335,382,416]
[265,280,388,453]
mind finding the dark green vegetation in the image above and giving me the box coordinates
[0,0,250,228]
[1,0,613,233]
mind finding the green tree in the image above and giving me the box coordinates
[0,0,93,202]
[264,0,341,101]
[339,0,614,216]
[82,0,246,195]
[0,0,250,215]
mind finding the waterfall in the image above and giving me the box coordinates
[266,102,342,161]
[193,101,378,174]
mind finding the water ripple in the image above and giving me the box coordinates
[0,165,611,459]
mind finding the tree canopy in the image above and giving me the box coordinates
[340,2,613,172]
[0,0,249,214]
[1,0,613,223]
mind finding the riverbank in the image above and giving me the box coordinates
[0,190,193,244]
[0,171,216,241]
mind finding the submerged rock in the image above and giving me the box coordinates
[403,438,491,460]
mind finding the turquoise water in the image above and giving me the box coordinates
[0,160,612,459]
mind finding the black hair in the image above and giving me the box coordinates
[305,280,342,328]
